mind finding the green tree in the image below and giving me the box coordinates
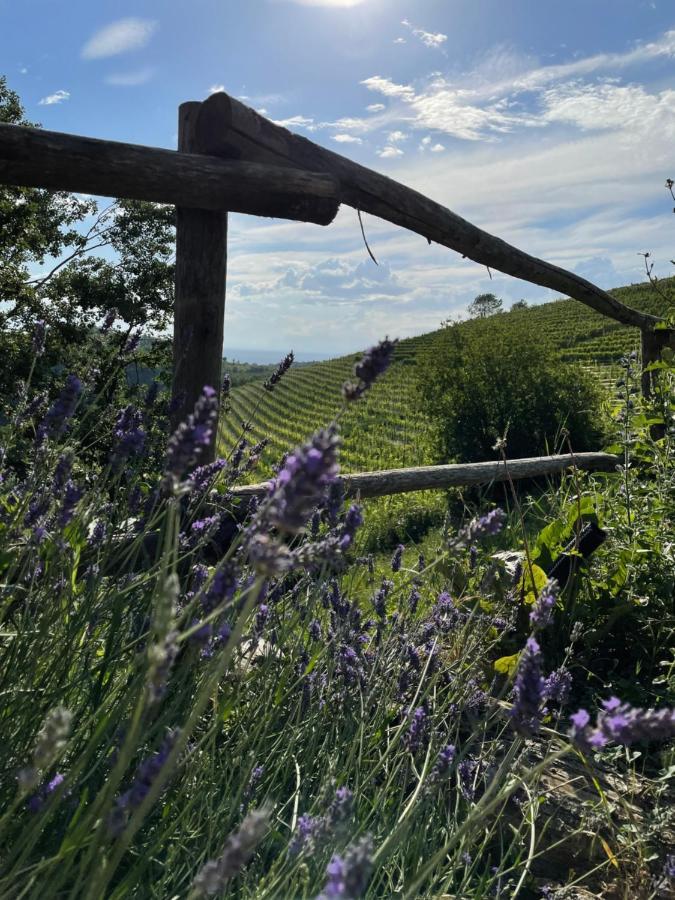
[418,318,606,463]
[0,76,174,400]
[467,292,503,319]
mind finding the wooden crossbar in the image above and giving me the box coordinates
[231,452,620,500]
[0,123,340,225]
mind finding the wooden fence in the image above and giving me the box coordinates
[1,90,672,488]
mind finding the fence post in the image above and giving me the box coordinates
[172,100,228,461]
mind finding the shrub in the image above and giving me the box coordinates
[419,317,607,462]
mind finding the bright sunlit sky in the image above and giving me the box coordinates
[3,0,675,360]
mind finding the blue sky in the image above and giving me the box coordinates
[3,0,675,359]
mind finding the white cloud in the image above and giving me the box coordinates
[388,130,407,142]
[361,75,415,101]
[272,114,315,129]
[401,18,448,50]
[366,103,385,112]
[19,66,28,75]
[332,133,363,143]
[209,83,226,95]
[393,38,406,45]
[378,146,404,158]
[81,18,157,60]
[430,143,445,152]
[38,90,70,105]
[105,67,155,87]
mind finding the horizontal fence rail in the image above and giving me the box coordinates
[0,123,340,225]
[232,452,620,500]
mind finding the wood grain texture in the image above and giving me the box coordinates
[198,91,658,330]
[232,452,620,500]
[171,102,228,458]
[0,122,340,225]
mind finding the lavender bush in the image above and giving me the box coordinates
[0,332,672,898]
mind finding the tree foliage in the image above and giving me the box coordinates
[419,317,606,462]
[467,292,503,319]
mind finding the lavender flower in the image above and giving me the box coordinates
[318,835,374,900]
[543,665,572,706]
[391,544,404,573]
[458,757,478,802]
[101,307,118,333]
[17,707,73,792]
[339,504,363,550]
[26,772,65,813]
[326,786,353,829]
[510,637,545,737]
[342,338,397,401]
[221,373,231,397]
[191,807,271,896]
[123,330,142,354]
[262,426,341,534]
[404,706,428,754]
[111,405,146,468]
[32,320,46,356]
[530,579,559,629]
[264,351,294,391]
[109,729,179,835]
[248,533,296,577]
[372,579,393,619]
[309,619,322,641]
[36,375,82,444]
[52,453,73,495]
[289,813,322,855]
[408,587,420,615]
[164,386,219,488]
[570,697,675,750]
[465,508,506,543]
[429,744,456,784]
[58,481,82,528]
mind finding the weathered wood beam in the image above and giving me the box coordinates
[172,102,228,456]
[232,452,620,500]
[198,91,658,330]
[0,122,340,225]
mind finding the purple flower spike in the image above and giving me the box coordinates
[510,637,545,737]
[263,351,294,391]
[570,698,675,750]
[32,320,46,356]
[342,337,397,401]
[164,386,219,487]
[262,426,341,534]
[530,579,559,629]
[465,508,506,542]
[318,835,374,900]
[36,375,82,444]
[391,544,404,573]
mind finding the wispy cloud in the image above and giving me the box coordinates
[105,67,155,87]
[332,133,363,143]
[378,146,404,158]
[38,90,70,105]
[402,18,448,50]
[272,114,315,129]
[209,83,226,95]
[366,103,385,112]
[81,18,158,60]
[361,75,415,101]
